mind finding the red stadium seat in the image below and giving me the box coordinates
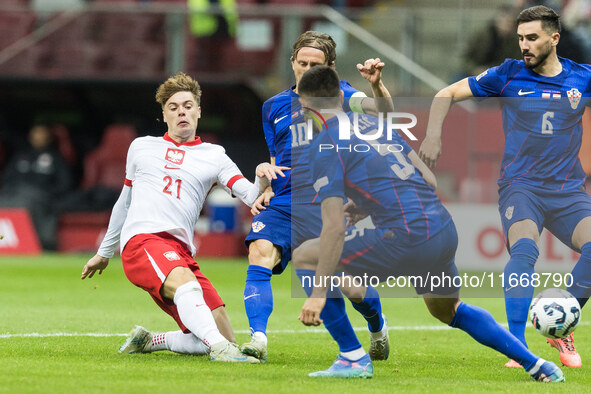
[82,123,137,190]
[57,124,137,252]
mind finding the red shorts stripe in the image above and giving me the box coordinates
[121,232,224,333]
[124,178,133,187]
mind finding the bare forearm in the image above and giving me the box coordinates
[311,226,345,298]
[425,92,453,138]
[370,80,394,113]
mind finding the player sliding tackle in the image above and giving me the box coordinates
[81,72,287,363]
[293,65,564,381]
[418,5,591,368]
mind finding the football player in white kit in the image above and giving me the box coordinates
[81,72,287,363]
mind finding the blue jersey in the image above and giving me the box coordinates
[262,81,364,205]
[468,57,591,191]
[309,113,452,246]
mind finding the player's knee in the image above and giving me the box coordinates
[430,310,454,324]
[248,240,280,269]
[425,297,456,324]
[162,267,201,300]
[292,240,319,270]
[507,220,539,247]
[169,280,203,306]
[339,279,366,301]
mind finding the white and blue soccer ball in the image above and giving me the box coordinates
[529,288,581,339]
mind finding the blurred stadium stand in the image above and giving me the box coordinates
[0,0,589,252]
[58,123,137,252]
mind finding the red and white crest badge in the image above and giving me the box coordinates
[567,88,582,110]
[166,148,185,165]
[252,221,266,233]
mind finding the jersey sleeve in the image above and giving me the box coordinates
[216,148,246,193]
[340,80,367,113]
[97,140,137,257]
[311,133,346,202]
[124,139,138,185]
[467,58,516,97]
[262,99,276,158]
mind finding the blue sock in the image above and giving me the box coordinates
[503,238,538,347]
[296,269,362,352]
[450,302,538,370]
[244,265,273,335]
[349,286,384,332]
[568,242,591,308]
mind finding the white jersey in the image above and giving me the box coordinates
[98,133,258,257]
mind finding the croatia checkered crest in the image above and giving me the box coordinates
[529,288,581,339]
[567,88,582,110]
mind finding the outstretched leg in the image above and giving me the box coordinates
[424,295,563,382]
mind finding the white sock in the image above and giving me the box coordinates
[173,281,226,347]
[149,332,167,352]
[252,331,268,345]
[369,324,387,340]
[341,347,367,361]
[165,330,210,355]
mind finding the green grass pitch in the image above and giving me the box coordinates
[1,254,589,393]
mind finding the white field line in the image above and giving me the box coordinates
[3,321,587,339]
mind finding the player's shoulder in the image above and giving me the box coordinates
[563,57,591,74]
[339,79,361,94]
[128,135,157,148]
[198,141,227,155]
[473,58,525,81]
[490,58,524,76]
[264,87,295,106]
[339,80,354,89]
[263,87,296,120]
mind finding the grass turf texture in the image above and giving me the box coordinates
[0,254,589,393]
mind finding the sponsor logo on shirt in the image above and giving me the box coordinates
[252,221,266,233]
[505,206,514,220]
[164,251,181,261]
[165,148,185,165]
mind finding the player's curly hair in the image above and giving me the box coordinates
[155,72,202,107]
[291,31,336,66]
[517,5,561,33]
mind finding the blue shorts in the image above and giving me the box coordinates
[498,185,591,251]
[245,203,322,274]
[339,220,459,295]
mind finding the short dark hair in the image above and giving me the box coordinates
[291,31,336,66]
[517,5,561,33]
[298,65,341,99]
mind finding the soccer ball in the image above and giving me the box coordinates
[529,288,581,339]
